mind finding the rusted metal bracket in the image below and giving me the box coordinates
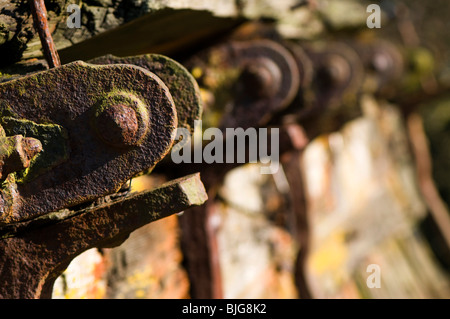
[278,41,366,139]
[0,173,207,299]
[222,40,300,129]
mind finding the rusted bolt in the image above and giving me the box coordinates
[319,54,351,88]
[93,92,150,148]
[0,135,43,179]
[240,58,282,99]
[95,104,139,147]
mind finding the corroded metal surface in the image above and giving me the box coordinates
[0,173,207,299]
[89,54,203,133]
[0,61,178,225]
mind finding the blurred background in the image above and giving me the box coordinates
[2,0,450,298]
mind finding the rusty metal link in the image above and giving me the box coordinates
[0,56,207,300]
[226,40,301,127]
[0,61,178,225]
[304,42,364,111]
[285,41,366,138]
[0,54,210,300]
[0,12,210,295]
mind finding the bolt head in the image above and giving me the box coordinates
[239,58,282,99]
[96,104,139,147]
[241,64,275,98]
[317,54,351,89]
[92,93,150,148]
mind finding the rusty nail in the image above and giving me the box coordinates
[29,0,61,68]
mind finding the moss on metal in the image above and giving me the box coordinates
[0,117,69,184]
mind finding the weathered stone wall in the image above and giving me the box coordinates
[303,95,449,298]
